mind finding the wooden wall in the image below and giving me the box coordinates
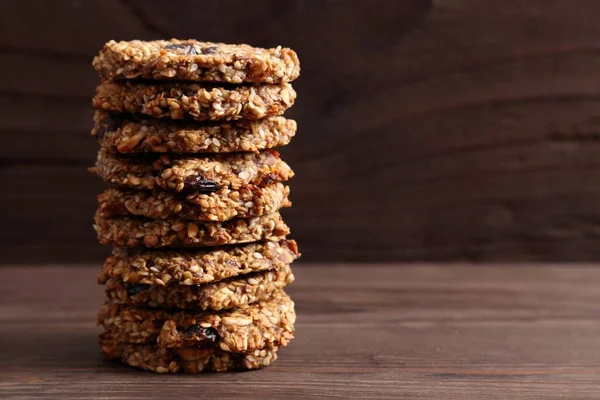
[3,0,600,263]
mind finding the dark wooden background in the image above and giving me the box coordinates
[3,0,600,263]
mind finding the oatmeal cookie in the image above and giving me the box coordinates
[93,148,293,193]
[98,290,295,351]
[104,264,294,310]
[94,211,289,248]
[92,80,296,121]
[93,39,300,84]
[98,240,299,286]
[101,342,280,373]
[92,111,296,154]
[98,183,290,222]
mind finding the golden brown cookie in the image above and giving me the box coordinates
[93,39,299,84]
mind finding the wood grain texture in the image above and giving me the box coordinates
[1,264,600,399]
[3,0,600,262]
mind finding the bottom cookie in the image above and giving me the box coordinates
[101,342,279,373]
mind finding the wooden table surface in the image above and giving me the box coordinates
[9,1,600,264]
[1,264,599,399]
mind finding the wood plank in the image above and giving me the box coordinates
[3,0,600,262]
[0,166,102,263]
[1,265,600,398]
[0,96,93,132]
[0,130,97,161]
[0,0,161,56]
[0,53,96,99]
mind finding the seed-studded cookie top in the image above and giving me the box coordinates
[104,264,294,310]
[93,80,296,121]
[94,211,290,248]
[98,240,299,286]
[93,39,300,84]
[98,183,291,222]
[92,111,297,154]
[93,148,293,193]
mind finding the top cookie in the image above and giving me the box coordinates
[93,39,300,84]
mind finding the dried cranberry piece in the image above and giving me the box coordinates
[152,318,164,329]
[164,43,198,55]
[125,283,149,296]
[225,259,238,267]
[183,325,218,348]
[95,115,124,140]
[181,175,220,194]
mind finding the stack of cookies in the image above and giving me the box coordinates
[89,39,300,373]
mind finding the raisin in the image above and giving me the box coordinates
[203,46,218,54]
[95,115,124,140]
[164,43,198,55]
[183,325,218,348]
[182,175,220,194]
[152,318,164,329]
[225,259,238,267]
[125,283,149,296]
[261,173,278,185]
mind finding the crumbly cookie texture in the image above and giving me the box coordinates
[98,240,299,286]
[99,290,295,353]
[93,148,293,193]
[104,264,294,310]
[92,111,297,154]
[93,39,300,84]
[94,211,289,248]
[101,342,280,373]
[92,80,296,121]
[98,183,291,222]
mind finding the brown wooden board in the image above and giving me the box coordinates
[3,0,600,262]
[1,264,600,399]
